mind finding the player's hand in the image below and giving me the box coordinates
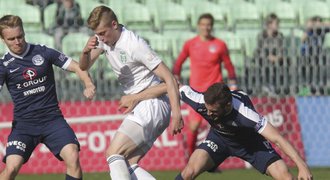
[83,36,99,54]
[118,94,140,114]
[170,112,184,136]
[228,79,238,91]
[84,83,96,100]
[297,166,313,180]
[173,75,183,89]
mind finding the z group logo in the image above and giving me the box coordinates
[23,68,37,80]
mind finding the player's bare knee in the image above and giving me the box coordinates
[267,161,293,180]
[273,169,292,180]
[4,165,20,178]
[271,173,292,180]
[105,145,130,158]
[62,147,80,168]
[105,146,119,158]
[65,153,80,165]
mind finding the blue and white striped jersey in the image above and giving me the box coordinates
[0,44,71,122]
[179,85,268,137]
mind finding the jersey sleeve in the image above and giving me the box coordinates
[232,96,268,134]
[172,41,190,77]
[131,37,162,71]
[220,42,236,80]
[44,46,72,70]
[179,85,205,111]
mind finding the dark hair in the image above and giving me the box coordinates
[310,16,323,23]
[265,13,279,26]
[198,13,214,26]
[204,83,232,107]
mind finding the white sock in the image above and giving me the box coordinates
[129,164,156,180]
[107,154,130,180]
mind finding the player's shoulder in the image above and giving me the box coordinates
[180,85,204,101]
[1,52,10,61]
[123,27,140,42]
[212,37,227,46]
[0,56,5,67]
[179,85,192,93]
[120,27,145,48]
[1,52,13,67]
[33,44,65,58]
[231,90,256,109]
[1,48,9,59]
[30,43,53,51]
[186,36,199,43]
[231,90,250,101]
[180,36,198,48]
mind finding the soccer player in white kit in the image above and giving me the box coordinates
[79,6,183,180]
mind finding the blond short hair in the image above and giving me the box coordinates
[0,15,23,38]
[87,5,118,30]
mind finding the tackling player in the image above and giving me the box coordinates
[172,13,237,157]
[119,82,313,180]
[0,15,95,180]
[79,6,183,180]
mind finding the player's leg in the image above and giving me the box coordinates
[0,155,24,180]
[177,129,229,180]
[233,137,290,180]
[107,95,171,180]
[126,144,155,180]
[106,120,159,180]
[176,149,216,180]
[42,117,82,180]
[105,129,138,180]
[1,122,39,180]
[60,144,82,180]
[185,107,203,156]
[266,159,293,180]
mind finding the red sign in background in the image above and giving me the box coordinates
[251,97,306,167]
[0,97,305,173]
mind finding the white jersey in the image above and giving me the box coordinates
[97,27,162,94]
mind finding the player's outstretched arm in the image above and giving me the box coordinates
[67,60,96,100]
[260,122,313,180]
[79,36,103,70]
[118,83,167,114]
[153,62,183,135]
[118,79,185,114]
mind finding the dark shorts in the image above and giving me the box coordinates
[3,116,80,164]
[197,128,281,174]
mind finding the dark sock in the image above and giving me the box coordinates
[175,173,184,180]
[65,174,82,180]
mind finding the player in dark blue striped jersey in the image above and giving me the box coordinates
[0,15,95,180]
[118,82,313,180]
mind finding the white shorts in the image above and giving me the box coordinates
[118,94,171,152]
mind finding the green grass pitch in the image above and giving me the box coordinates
[14,168,330,180]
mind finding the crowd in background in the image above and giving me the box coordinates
[0,0,329,99]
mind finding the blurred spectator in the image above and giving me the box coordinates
[300,16,330,95]
[26,0,55,9]
[254,13,284,94]
[49,0,84,50]
[301,16,330,56]
[26,0,56,29]
[172,13,237,157]
[255,13,284,65]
